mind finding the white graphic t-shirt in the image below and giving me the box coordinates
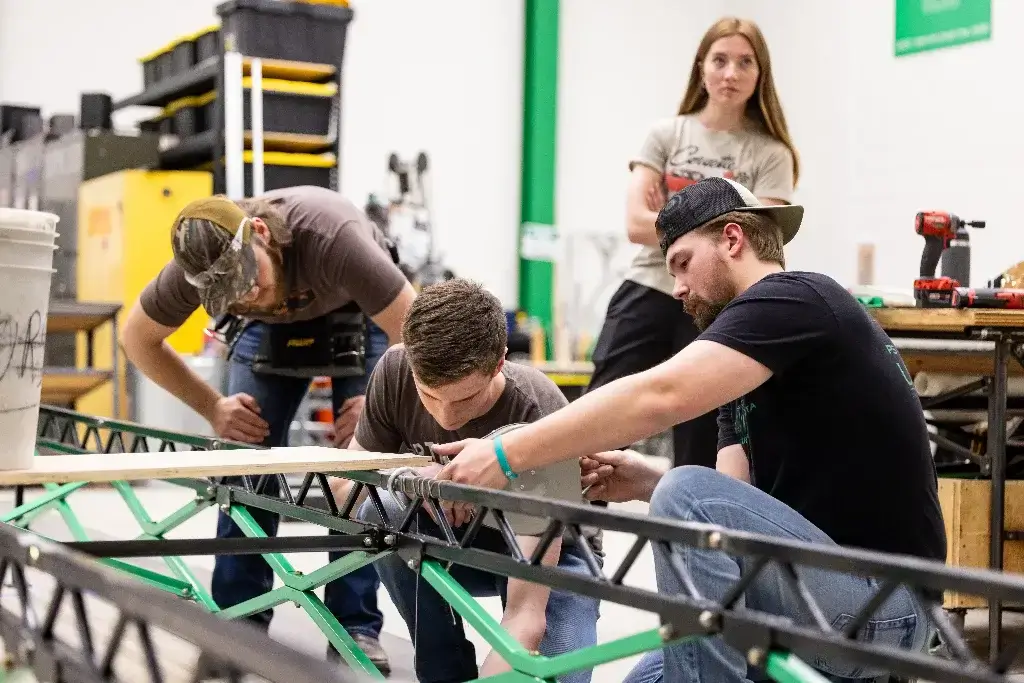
[626,115,796,295]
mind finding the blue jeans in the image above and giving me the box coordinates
[211,318,389,640]
[357,491,602,683]
[623,467,931,683]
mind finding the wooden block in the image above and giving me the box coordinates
[939,478,1024,609]
[0,446,430,486]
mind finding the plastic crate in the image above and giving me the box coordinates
[244,152,335,193]
[166,95,202,137]
[241,78,336,137]
[194,25,221,63]
[197,150,336,193]
[216,0,354,67]
[169,35,197,78]
[139,44,169,89]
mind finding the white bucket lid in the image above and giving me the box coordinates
[0,238,59,249]
[0,208,60,231]
[0,263,57,274]
[0,225,60,238]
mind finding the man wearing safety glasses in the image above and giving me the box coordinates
[120,186,417,675]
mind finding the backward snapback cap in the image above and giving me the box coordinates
[170,196,258,317]
[656,176,804,255]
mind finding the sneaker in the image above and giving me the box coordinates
[328,632,391,677]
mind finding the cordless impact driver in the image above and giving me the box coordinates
[913,210,985,307]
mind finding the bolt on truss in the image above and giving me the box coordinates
[0,519,364,683]
[19,406,1024,683]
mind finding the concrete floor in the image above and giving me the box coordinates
[2,481,1021,682]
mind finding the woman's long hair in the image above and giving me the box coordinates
[678,17,800,187]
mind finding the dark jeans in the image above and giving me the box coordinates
[588,279,719,468]
[211,318,389,639]
[357,491,601,683]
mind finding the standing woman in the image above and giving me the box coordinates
[586,16,799,469]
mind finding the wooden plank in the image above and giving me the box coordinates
[0,447,430,486]
[939,478,1024,609]
[871,307,1024,333]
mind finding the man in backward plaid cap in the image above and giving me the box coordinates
[427,177,947,682]
[121,186,418,675]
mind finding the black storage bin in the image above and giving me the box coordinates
[139,44,168,89]
[0,104,42,143]
[246,155,334,193]
[201,151,336,193]
[217,0,354,67]
[166,96,203,137]
[242,78,336,137]
[194,25,221,63]
[194,91,217,133]
[169,35,197,77]
[80,92,112,131]
[156,44,177,82]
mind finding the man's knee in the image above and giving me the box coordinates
[355,488,406,527]
[649,465,734,520]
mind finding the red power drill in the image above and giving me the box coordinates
[913,211,985,307]
[951,287,1024,309]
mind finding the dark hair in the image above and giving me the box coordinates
[402,278,508,388]
[693,211,785,267]
[235,197,292,248]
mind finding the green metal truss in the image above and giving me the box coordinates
[10,406,1015,683]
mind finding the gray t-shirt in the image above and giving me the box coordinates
[356,345,602,545]
[626,115,796,295]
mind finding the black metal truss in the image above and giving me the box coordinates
[32,406,1024,683]
[0,520,364,683]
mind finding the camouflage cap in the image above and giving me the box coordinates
[170,196,258,317]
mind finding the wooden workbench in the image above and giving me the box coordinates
[871,306,1024,333]
[868,305,1024,641]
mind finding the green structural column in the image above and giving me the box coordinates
[519,0,559,358]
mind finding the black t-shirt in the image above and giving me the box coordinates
[698,271,947,562]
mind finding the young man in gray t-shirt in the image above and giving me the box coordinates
[335,279,601,683]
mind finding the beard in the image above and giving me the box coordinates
[684,295,729,331]
[682,257,737,331]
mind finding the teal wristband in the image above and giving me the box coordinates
[493,436,518,480]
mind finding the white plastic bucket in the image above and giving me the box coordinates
[0,239,58,269]
[0,226,60,244]
[0,262,56,470]
[0,208,59,234]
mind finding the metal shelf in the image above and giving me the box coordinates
[113,59,220,110]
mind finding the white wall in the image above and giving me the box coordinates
[336,0,524,307]
[1,0,1016,315]
[0,0,524,307]
[557,0,1016,322]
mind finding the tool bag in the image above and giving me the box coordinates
[251,306,367,378]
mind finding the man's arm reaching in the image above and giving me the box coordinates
[479,535,562,676]
[716,445,750,482]
[498,340,773,473]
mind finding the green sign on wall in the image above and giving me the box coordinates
[895,0,991,56]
